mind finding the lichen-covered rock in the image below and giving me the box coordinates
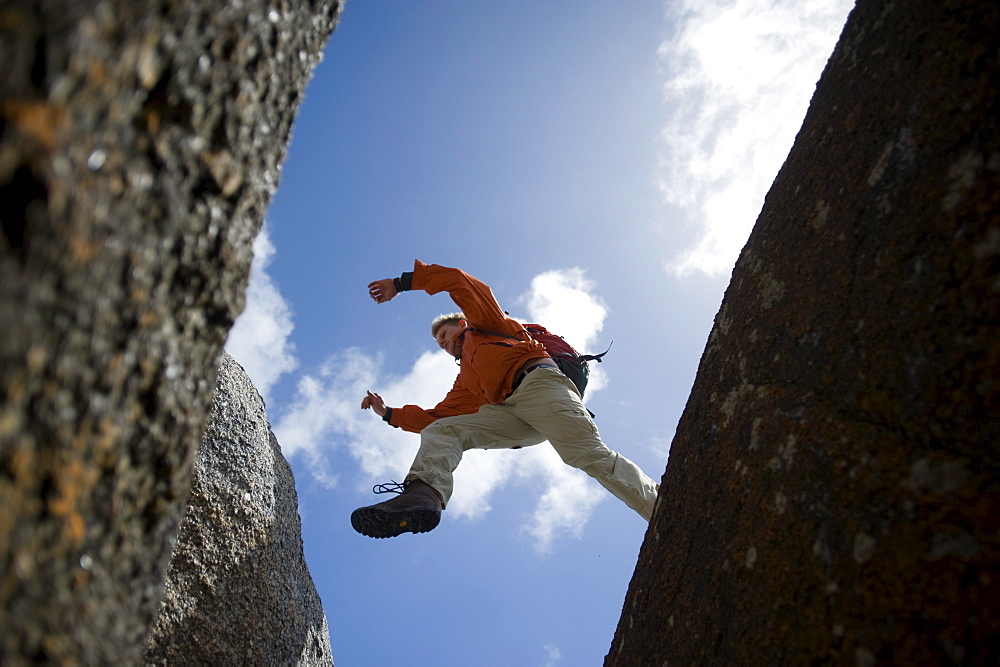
[144,354,332,665]
[609,0,999,664]
[0,1,340,663]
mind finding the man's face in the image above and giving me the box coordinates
[434,321,466,359]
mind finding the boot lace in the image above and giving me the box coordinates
[372,480,406,495]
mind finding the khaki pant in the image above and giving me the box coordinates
[405,367,659,520]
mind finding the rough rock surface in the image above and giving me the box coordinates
[0,1,340,663]
[608,0,998,664]
[144,354,332,665]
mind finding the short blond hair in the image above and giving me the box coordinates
[430,312,465,337]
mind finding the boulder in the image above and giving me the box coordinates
[0,1,340,662]
[609,0,999,663]
[145,354,332,665]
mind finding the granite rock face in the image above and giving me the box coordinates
[609,0,999,664]
[0,1,340,663]
[145,354,332,665]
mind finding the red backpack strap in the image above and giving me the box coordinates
[468,326,530,342]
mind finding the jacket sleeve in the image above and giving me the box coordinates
[409,260,514,332]
[387,376,486,433]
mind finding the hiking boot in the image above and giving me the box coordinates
[351,479,443,538]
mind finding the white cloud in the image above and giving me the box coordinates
[225,227,299,402]
[519,268,611,395]
[522,268,607,350]
[274,268,612,551]
[274,348,457,489]
[659,0,854,277]
[515,447,606,555]
[543,643,563,667]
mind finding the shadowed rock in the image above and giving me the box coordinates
[608,0,998,663]
[144,354,332,665]
[0,1,340,662]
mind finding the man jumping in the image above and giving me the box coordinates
[351,260,660,538]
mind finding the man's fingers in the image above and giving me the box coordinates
[367,279,397,304]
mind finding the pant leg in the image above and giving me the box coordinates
[506,367,660,520]
[406,405,544,506]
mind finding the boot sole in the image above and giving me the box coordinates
[351,506,441,539]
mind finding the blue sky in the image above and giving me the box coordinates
[225,1,853,664]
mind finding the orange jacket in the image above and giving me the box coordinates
[387,260,549,433]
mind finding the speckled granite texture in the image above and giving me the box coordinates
[145,354,332,666]
[609,0,999,663]
[0,1,340,662]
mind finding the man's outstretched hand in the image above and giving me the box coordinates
[361,390,388,417]
[368,279,397,304]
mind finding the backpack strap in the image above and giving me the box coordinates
[573,341,612,363]
[473,326,612,363]
[467,326,529,342]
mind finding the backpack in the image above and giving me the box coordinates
[522,324,610,397]
[471,323,610,397]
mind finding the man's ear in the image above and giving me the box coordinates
[458,319,468,329]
